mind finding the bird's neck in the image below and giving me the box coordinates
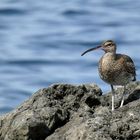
[103,52,116,60]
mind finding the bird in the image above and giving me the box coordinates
[81,40,136,111]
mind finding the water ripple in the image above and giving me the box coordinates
[62,9,90,16]
[0,8,26,15]
[2,59,81,66]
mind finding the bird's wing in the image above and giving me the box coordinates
[122,54,136,77]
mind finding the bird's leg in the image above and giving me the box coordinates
[120,86,126,108]
[111,85,115,111]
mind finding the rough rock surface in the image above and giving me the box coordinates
[0,82,140,140]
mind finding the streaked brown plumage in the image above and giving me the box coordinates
[81,40,136,111]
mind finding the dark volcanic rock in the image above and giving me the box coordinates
[0,82,140,140]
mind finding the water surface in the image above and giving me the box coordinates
[0,0,140,114]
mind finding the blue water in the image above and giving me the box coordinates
[0,0,140,114]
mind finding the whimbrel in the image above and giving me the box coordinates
[81,40,136,111]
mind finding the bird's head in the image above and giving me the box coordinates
[81,40,116,56]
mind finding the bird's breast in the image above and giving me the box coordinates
[99,53,115,72]
[98,53,119,84]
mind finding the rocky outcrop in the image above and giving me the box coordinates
[0,82,140,140]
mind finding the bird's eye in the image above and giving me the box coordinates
[107,43,112,47]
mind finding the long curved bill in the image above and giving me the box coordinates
[81,45,102,56]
